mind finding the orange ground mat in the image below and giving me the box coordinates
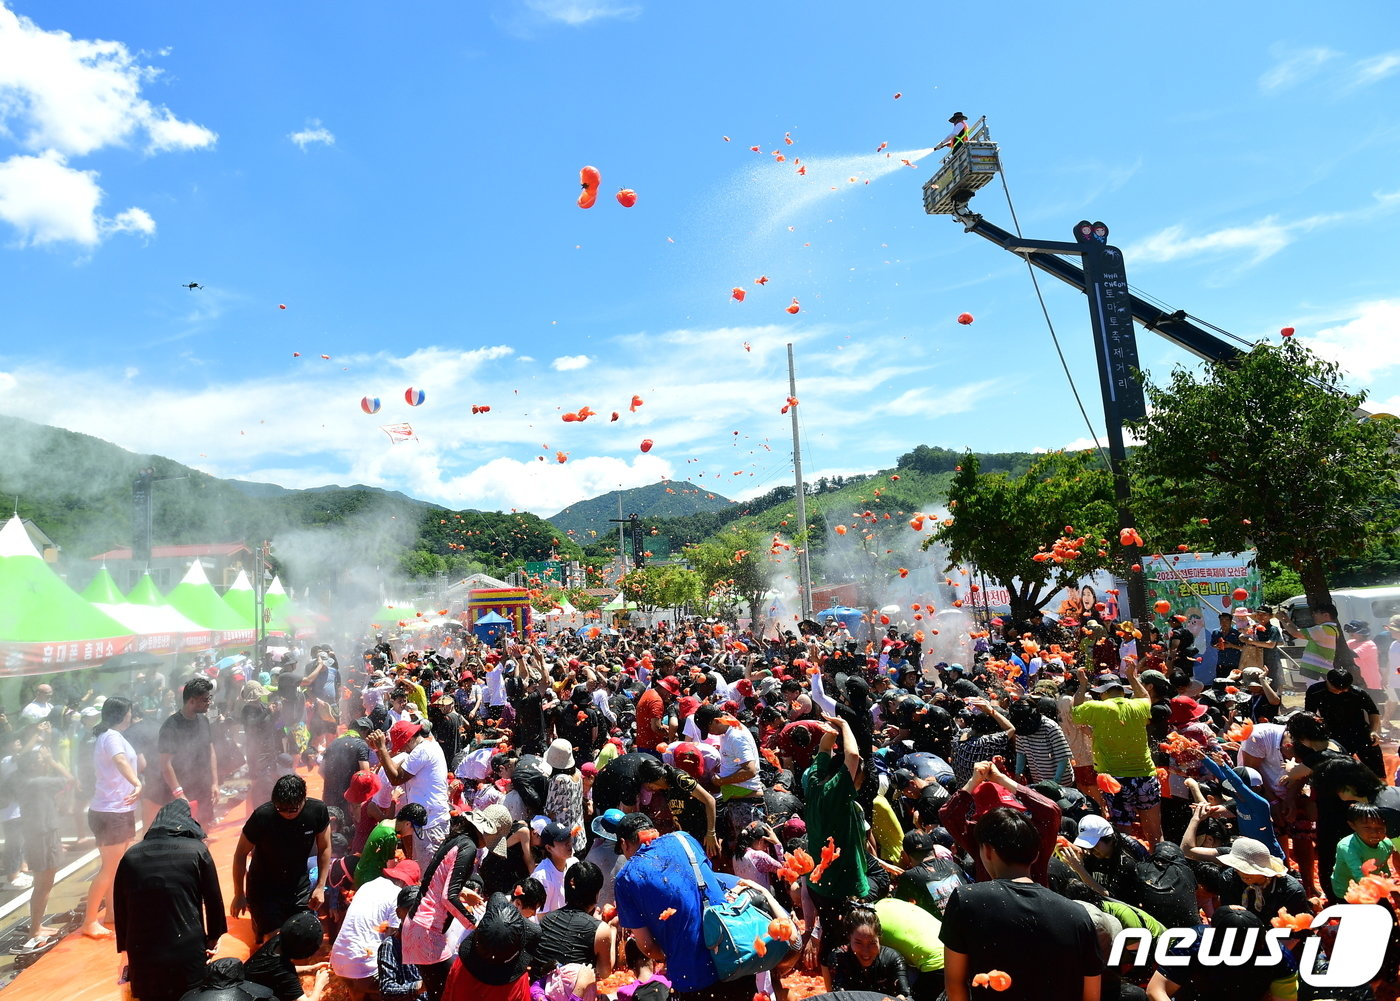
[7,771,326,1001]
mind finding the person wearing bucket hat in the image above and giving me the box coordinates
[544,738,587,853]
[1206,836,1308,921]
[441,891,534,1001]
[1166,696,1207,728]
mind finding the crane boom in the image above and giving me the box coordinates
[947,205,1244,365]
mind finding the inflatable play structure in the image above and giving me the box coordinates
[467,587,532,635]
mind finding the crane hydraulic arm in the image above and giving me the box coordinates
[948,203,1243,366]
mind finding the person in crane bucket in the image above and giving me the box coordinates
[935,112,970,152]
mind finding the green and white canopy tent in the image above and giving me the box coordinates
[164,560,256,646]
[0,516,134,676]
[83,566,209,653]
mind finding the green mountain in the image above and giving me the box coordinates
[0,416,576,587]
[547,481,734,541]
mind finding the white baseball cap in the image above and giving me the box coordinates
[1073,814,1114,849]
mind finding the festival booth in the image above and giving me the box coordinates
[467,587,532,635]
[600,594,639,629]
[164,560,256,647]
[472,610,514,644]
[0,516,135,676]
[83,567,210,654]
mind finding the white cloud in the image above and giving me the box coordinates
[1126,190,1400,268]
[0,151,152,246]
[878,380,1002,419]
[521,0,641,26]
[1128,218,1295,266]
[0,4,213,249]
[1258,45,1338,93]
[288,120,335,150]
[0,322,967,515]
[1306,299,1400,385]
[552,354,592,371]
[1349,52,1400,89]
[0,4,216,155]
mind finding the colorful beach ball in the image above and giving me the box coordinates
[405,387,426,406]
[360,396,381,415]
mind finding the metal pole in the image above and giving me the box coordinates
[788,344,814,619]
[253,542,266,663]
[618,490,627,576]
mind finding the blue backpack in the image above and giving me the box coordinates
[677,835,793,981]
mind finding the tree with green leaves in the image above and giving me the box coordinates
[619,564,704,614]
[1127,338,1400,605]
[925,451,1118,621]
[684,526,773,623]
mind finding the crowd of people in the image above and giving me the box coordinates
[5,599,1400,1001]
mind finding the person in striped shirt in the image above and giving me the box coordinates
[1280,601,1342,681]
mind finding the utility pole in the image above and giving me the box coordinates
[788,344,814,619]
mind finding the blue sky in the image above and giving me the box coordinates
[0,0,1397,516]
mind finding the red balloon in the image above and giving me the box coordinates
[957,312,974,325]
[1154,599,1171,614]
[1233,587,1249,601]
[278,304,286,310]
[640,439,653,453]
[1280,326,1295,337]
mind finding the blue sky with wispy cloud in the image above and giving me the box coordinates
[0,0,1397,514]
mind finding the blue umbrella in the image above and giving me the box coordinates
[215,654,248,669]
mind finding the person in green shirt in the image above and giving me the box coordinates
[871,775,905,865]
[1332,802,1398,899]
[801,713,869,979]
[1070,663,1162,846]
[355,803,424,887]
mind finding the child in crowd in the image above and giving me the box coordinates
[378,886,425,1001]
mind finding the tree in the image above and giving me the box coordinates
[1127,338,1400,605]
[925,451,1119,621]
[618,565,703,613]
[684,527,773,623]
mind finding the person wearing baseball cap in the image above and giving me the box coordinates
[529,822,578,913]
[369,719,452,855]
[1070,662,1162,845]
[893,830,967,919]
[1057,812,1149,900]
[938,759,1060,885]
[330,854,422,997]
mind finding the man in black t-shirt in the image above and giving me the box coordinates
[232,775,332,942]
[148,677,218,827]
[940,807,1103,1000]
[244,909,328,1000]
[320,725,371,820]
[1304,668,1384,777]
[894,830,967,919]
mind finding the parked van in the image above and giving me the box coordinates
[1276,584,1400,688]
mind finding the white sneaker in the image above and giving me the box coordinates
[9,872,33,889]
